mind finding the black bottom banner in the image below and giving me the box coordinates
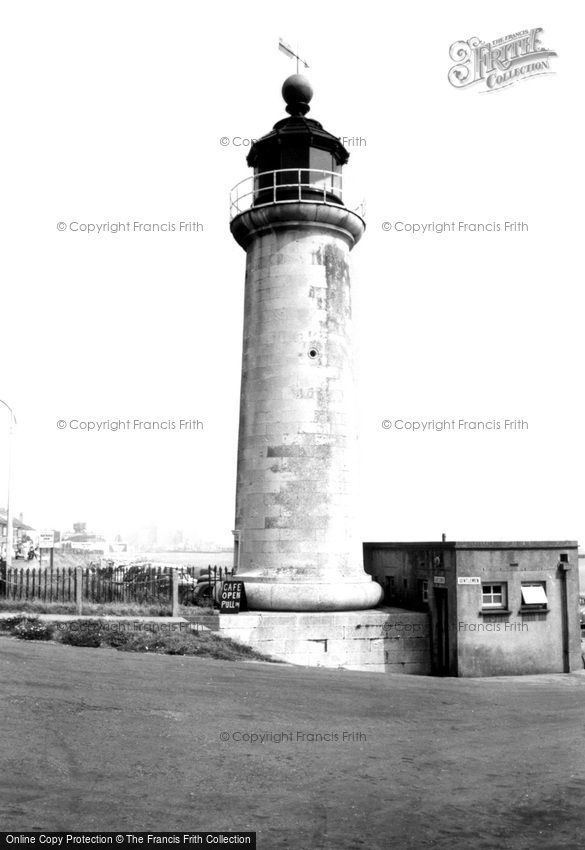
[0,834,256,849]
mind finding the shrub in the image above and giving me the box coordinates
[106,629,131,648]
[58,620,108,648]
[13,617,54,641]
[57,619,137,648]
[0,615,32,632]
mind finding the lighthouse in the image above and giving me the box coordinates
[230,74,382,612]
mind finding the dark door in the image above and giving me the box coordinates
[434,588,450,675]
[559,566,570,673]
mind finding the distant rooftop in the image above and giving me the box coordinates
[0,509,35,531]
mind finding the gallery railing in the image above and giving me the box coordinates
[229,168,365,219]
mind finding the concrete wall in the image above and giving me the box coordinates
[455,545,581,677]
[218,608,431,674]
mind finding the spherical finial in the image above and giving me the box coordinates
[282,74,313,116]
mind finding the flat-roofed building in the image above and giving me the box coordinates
[363,540,581,677]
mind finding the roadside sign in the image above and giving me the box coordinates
[433,575,446,585]
[458,577,481,585]
[219,580,246,613]
[39,530,55,548]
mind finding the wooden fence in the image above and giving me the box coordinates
[0,564,233,612]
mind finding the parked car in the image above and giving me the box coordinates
[192,567,234,606]
[122,564,197,602]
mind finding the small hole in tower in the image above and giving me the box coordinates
[308,348,319,359]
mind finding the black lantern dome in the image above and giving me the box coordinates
[246,76,349,206]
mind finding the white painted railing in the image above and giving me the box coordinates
[229,168,364,219]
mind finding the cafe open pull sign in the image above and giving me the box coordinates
[219,580,247,614]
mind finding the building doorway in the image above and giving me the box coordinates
[434,587,450,675]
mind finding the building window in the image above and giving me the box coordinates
[482,583,507,609]
[420,579,429,603]
[521,582,548,610]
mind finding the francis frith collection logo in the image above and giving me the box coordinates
[448,28,557,92]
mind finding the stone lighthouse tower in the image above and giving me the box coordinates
[230,75,382,613]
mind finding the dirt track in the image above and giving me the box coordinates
[1,637,584,849]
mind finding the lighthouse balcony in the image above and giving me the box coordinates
[229,168,364,220]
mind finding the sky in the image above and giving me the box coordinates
[1,1,583,548]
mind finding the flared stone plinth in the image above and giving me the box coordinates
[236,576,383,612]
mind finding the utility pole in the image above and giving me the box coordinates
[0,400,16,569]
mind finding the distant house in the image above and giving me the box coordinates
[0,509,36,541]
[0,510,37,558]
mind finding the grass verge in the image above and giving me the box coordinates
[0,616,273,662]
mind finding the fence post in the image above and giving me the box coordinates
[75,567,83,615]
[171,569,179,618]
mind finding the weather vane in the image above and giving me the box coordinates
[278,37,309,74]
